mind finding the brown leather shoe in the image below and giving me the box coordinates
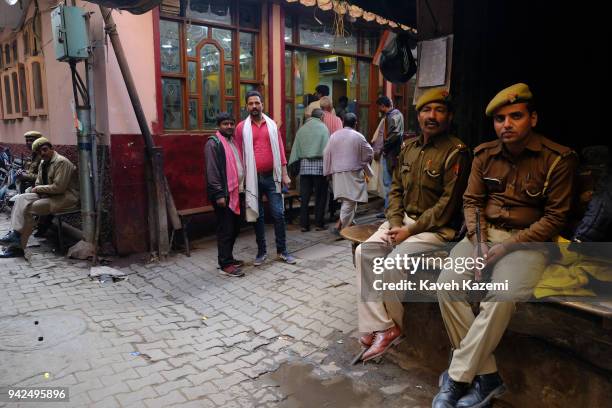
[361,324,402,362]
[359,333,374,347]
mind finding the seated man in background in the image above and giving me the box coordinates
[0,138,80,258]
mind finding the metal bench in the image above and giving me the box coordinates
[54,208,81,253]
[175,205,213,257]
[173,190,304,256]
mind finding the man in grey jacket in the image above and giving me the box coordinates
[376,96,404,218]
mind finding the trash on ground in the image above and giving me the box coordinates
[89,266,127,283]
[67,240,95,260]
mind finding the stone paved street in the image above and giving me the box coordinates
[0,210,438,408]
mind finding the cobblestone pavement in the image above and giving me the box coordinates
[0,210,438,408]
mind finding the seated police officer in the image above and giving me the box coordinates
[433,84,578,407]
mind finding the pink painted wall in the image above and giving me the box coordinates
[104,9,157,135]
[0,1,157,147]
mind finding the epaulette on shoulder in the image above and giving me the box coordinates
[400,137,418,151]
[443,141,469,169]
[540,136,574,157]
[473,139,500,155]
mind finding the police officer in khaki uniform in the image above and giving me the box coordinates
[16,131,43,192]
[433,83,578,407]
[355,88,470,362]
[0,138,79,257]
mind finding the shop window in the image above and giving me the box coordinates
[363,34,379,56]
[358,61,370,101]
[211,28,232,60]
[239,32,255,79]
[162,78,184,129]
[187,61,197,93]
[160,20,181,73]
[298,20,357,54]
[225,100,234,116]
[238,2,259,29]
[224,65,234,95]
[188,99,198,129]
[186,0,232,25]
[159,3,261,131]
[186,24,207,57]
[284,51,292,98]
[284,16,294,44]
[200,44,221,129]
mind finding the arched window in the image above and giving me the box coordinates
[159,0,262,132]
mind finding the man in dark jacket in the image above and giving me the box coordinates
[205,112,245,277]
[376,96,404,218]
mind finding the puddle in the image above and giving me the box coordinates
[263,362,384,407]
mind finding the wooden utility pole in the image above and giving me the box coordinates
[100,6,180,259]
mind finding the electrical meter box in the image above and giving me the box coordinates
[51,6,89,61]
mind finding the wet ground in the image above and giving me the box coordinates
[1,200,445,407]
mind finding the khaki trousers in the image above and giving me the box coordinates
[356,214,447,333]
[339,199,358,229]
[437,228,547,383]
[11,193,54,248]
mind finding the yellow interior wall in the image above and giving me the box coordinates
[303,54,356,101]
[305,54,319,95]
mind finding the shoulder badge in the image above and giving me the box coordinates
[473,139,500,155]
[539,135,574,157]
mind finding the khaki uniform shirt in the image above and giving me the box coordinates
[35,152,80,212]
[21,153,41,182]
[387,133,470,239]
[464,132,577,244]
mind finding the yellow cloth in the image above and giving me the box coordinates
[534,238,612,298]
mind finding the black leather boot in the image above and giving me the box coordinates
[456,372,506,408]
[432,371,470,408]
[0,230,20,246]
[0,246,24,258]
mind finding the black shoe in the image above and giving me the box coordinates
[0,230,19,245]
[456,373,506,408]
[432,371,470,408]
[230,259,245,267]
[0,246,24,258]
